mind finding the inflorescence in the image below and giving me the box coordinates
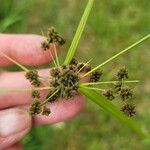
[41,27,65,50]
[24,27,136,117]
[102,67,135,117]
[25,27,101,116]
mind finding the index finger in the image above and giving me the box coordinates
[0,34,59,66]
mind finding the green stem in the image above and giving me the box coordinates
[53,44,60,66]
[81,80,139,86]
[48,48,57,67]
[83,34,150,77]
[39,76,52,79]
[0,87,53,93]
[40,89,59,106]
[0,51,29,72]
[77,59,92,74]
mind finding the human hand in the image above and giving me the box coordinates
[0,34,85,150]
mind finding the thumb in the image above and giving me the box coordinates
[0,107,32,150]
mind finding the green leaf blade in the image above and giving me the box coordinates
[64,0,94,65]
[79,86,147,139]
[83,34,150,77]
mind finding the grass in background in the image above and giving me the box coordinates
[0,0,35,32]
[0,0,150,149]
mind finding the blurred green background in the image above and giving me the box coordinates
[0,0,150,149]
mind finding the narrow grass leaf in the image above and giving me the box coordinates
[83,34,150,77]
[64,0,94,65]
[79,86,147,138]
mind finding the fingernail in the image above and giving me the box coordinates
[0,108,31,137]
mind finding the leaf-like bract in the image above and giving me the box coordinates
[79,86,147,138]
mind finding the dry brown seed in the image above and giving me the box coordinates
[120,87,133,100]
[42,106,51,116]
[29,100,42,115]
[117,67,128,80]
[121,104,136,117]
[90,70,103,82]
[32,90,40,99]
[103,89,115,100]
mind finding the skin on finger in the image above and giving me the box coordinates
[0,108,31,138]
[0,128,30,150]
[0,108,31,150]
[0,69,86,125]
[33,94,85,125]
[0,34,59,66]
[0,98,85,149]
[0,69,49,109]
[0,95,85,126]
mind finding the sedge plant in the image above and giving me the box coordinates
[0,0,150,139]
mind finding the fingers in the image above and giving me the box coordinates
[0,69,49,109]
[0,108,31,150]
[0,69,86,125]
[33,94,85,125]
[0,98,85,149]
[0,34,58,66]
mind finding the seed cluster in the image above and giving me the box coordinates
[25,70,41,87]
[103,89,115,100]
[27,62,136,117]
[29,100,51,116]
[117,67,128,80]
[120,87,133,100]
[48,58,94,100]
[27,52,105,116]
[49,65,80,99]
[102,67,135,117]
[32,90,40,99]
[26,27,137,118]
[26,27,67,116]
[41,27,65,50]
[114,82,122,93]
[121,104,136,117]
[42,106,51,116]
[90,70,103,82]
[29,100,42,115]
[27,56,94,116]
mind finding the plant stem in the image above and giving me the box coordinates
[77,59,92,74]
[41,29,57,67]
[48,48,57,67]
[0,87,53,93]
[0,51,29,72]
[82,34,150,77]
[81,80,140,86]
[39,76,52,79]
[40,89,59,106]
[53,44,60,66]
